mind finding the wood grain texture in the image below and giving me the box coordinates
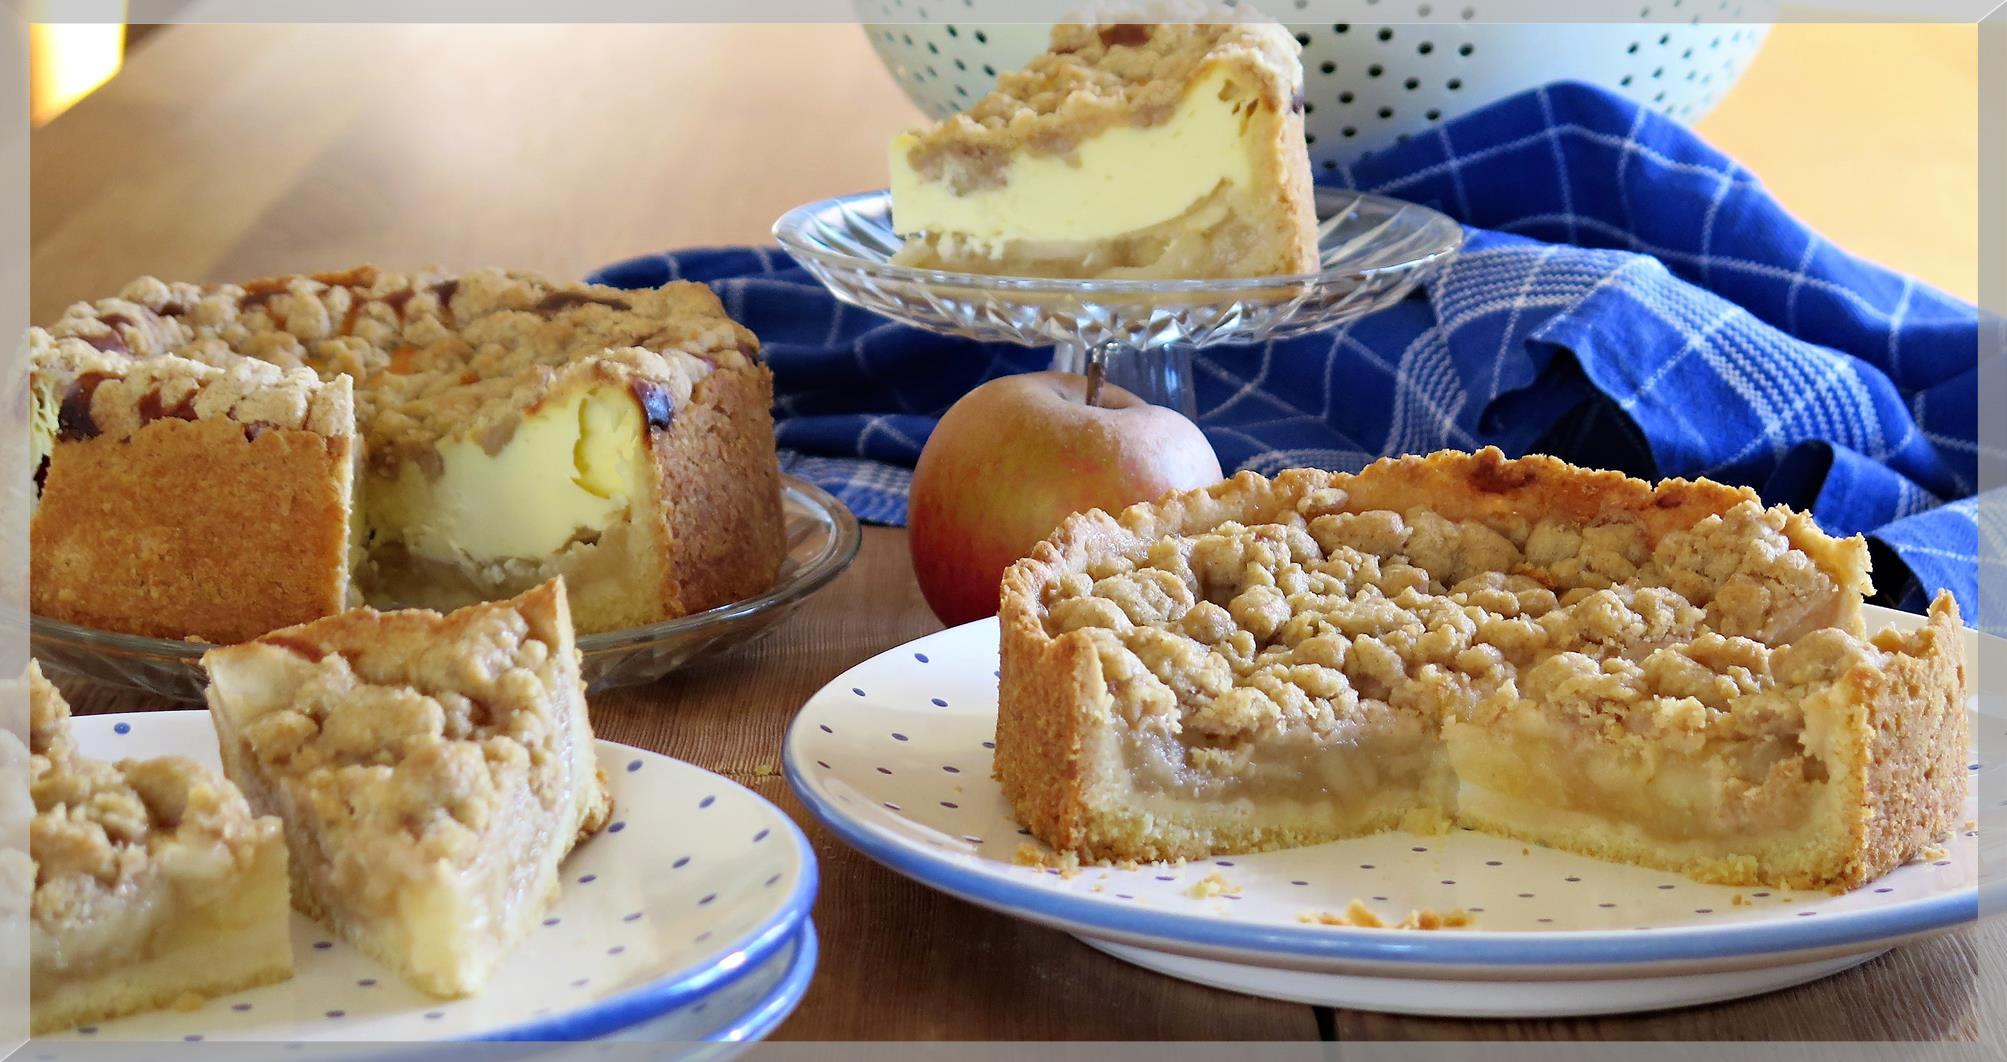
[31,23,927,324]
[32,20,1988,1042]
[1333,930,1983,1041]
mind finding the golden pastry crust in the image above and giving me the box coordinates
[644,360,787,619]
[31,401,355,644]
[997,448,1966,890]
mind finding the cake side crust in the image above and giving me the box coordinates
[996,545,1098,854]
[1843,592,1968,887]
[645,361,787,623]
[32,418,352,643]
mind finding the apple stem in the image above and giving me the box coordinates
[1084,355,1106,408]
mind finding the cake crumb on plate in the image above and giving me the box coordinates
[1187,871,1241,899]
[1298,899,1471,930]
[1013,842,1082,877]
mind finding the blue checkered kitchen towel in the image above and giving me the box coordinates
[594,82,1991,623]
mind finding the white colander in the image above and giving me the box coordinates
[858,6,1776,169]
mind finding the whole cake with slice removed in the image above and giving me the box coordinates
[202,578,611,998]
[888,19,1320,279]
[31,265,785,643]
[28,660,294,1034]
[998,449,1969,891]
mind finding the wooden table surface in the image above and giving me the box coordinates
[31,21,1988,1043]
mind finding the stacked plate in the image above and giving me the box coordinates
[41,711,819,1046]
[785,607,1995,1018]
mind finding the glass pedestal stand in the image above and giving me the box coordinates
[1048,341,1198,418]
[774,188,1464,417]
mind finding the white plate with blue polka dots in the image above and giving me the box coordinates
[48,710,819,1044]
[784,607,1998,1018]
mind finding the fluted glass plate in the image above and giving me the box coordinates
[771,187,1463,352]
[30,476,861,701]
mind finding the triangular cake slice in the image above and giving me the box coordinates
[889,20,1319,279]
[202,578,612,997]
[28,661,293,1034]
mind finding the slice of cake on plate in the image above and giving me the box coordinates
[889,20,1320,279]
[28,660,294,1034]
[29,264,786,640]
[29,331,357,643]
[998,449,1968,890]
[201,578,612,997]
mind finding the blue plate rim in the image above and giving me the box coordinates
[783,617,1996,970]
[705,920,819,1044]
[465,749,821,1042]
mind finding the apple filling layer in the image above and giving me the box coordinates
[896,180,1306,281]
[999,451,1968,890]
[358,366,694,632]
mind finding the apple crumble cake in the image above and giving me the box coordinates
[998,449,1968,890]
[889,20,1320,279]
[28,661,293,1034]
[30,265,785,641]
[202,578,612,998]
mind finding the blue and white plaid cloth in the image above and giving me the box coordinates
[593,82,1987,622]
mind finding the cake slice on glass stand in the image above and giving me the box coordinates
[777,13,1460,418]
[889,21,1320,281]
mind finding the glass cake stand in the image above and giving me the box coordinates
[31,476,861,701]
[772,187,1463,418]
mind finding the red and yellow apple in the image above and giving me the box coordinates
[908,370,1223,627]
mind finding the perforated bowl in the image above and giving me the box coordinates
[858,5,1775,168]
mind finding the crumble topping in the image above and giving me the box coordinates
[27,662,276,950]
[216,597,594,916]
[901,20,1300,193]
[30,332,353,442]
[28,660,74,767]
[1042,495,1849,762]
[35,265,756,465]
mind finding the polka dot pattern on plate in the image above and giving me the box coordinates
[786,613,1984,956]
[54,711,816,1043]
